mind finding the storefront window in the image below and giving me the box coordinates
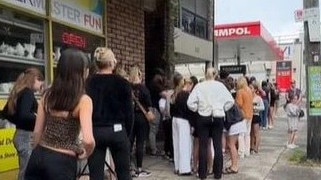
[52,22,105,74]
[0,9,44,95]
[181,8,208,39]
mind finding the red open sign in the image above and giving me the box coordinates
[62,32,87,49]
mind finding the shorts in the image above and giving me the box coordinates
[287,117,299,132]
[252,115,261,124]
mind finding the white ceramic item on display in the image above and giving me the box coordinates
[7,46,14,55]
[24,43,36,59]
[16,43,25,56]
[54,47,61,61]
[35,49,43,59]
[0,42,8,54]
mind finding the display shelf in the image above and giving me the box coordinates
[0,53,44,66]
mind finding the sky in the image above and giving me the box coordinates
[215,0,303,37]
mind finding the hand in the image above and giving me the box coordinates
[77,148,87,160]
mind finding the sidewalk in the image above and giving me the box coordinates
[137,109,321,180]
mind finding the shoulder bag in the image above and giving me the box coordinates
[133,94,155,122]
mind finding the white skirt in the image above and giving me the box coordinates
[224,120,247,136]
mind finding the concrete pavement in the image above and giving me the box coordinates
[137,108,321,180]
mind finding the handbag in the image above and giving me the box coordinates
[299,109,304,118]
[224,102,244,130]
[1,102,16,124]
[133,94,155,122]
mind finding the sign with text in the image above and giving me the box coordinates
[308,66,321,116]
[276,61,292,92]
[294,9,303,22]
[2,0,46,15]
[214,23,260,39]
[51,0,104,34]
[0,128,18,172]
[220,65,246,75]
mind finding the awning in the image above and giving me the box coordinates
[214,21,284,63]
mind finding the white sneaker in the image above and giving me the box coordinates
[287,144,298,149]
[136,170,151,177]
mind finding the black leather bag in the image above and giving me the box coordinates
[224,102,244,130]
[299,109,304,118]
[1,103,16,124]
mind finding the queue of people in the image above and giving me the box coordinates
[1,46,303,180]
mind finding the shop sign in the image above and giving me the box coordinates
[214,23,260,39]
[51,0,104,34]
[220,65,246,75]
[2,0,45,15]
[0,128,18,172]
[62,32,87,49]
[276,61,292,92]
[308,66,321,116]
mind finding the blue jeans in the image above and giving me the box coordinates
[13,129,32,180]
[260,99,269,128]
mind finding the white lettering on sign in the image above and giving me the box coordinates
[2,0,45,14]
[51,0,103,34]
[215,27,251,37]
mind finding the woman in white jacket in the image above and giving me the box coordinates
[187,68,234,180]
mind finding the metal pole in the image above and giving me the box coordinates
[304,0,321,160]
[212,0,215,68]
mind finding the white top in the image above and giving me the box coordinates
[253,95,264,115]
[187,80,234,117]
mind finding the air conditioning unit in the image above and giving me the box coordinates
[144,0,156,12]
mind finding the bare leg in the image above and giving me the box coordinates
[269,106,275,128]
[253,124,260,152]
[193,138,199,173]
[290,131,297,145]
[227,135,239,171]
[250,123,255,151]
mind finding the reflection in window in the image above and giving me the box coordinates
[181,8,207,39]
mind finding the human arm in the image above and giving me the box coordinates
[78,95,95,159]
[187,85,199,112]
[235,89,243,107]
[32,98,45,148]
[124,83,134,137]
[254,96,265,111]
[16,89,37,129]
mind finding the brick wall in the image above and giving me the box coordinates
[106,0,145,73]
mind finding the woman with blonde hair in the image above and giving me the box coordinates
[171,73,193,176]
[187,68,234,180]
[236,76,253,159]
[3,67,44,180]
[129,65,153,177]
[86,47,134,180]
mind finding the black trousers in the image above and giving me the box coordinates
[88,126,131,180]
[130,112,149,168]
[25,146,77,180]
[163,118,173,158]
[196,116,224,179]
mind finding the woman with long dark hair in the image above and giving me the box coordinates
[25,49,95,179]
[4,67,44,180]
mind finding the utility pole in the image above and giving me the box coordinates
[304,0,321,160]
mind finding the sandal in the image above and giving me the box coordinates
[223,167,238,174]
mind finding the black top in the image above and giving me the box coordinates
[86,74,134,136]
[13,88,37,131]
[132,84,152,113]
[170,91,193,122]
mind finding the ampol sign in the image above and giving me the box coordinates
[214,22,261,39]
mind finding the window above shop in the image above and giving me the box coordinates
[178,0,209,39]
